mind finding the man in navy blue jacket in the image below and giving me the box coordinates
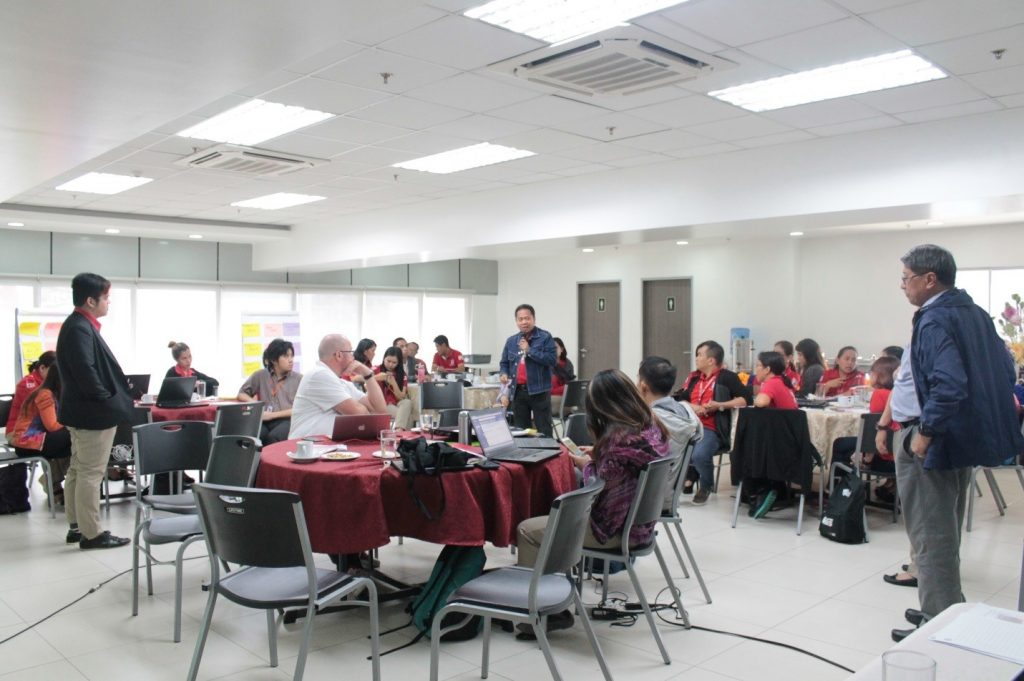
[499,304,556,436]
[891,245,1023,640]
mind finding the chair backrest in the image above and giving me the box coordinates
[855,412,887,456]
[0,394,13,434]
[564,412,592,446]
[559,380,589,421]
[664,436,698,514]
[731,407,818,488]
[113,405,153,448]
[437,407,462,428]
[533,478,606,578]
[192,483,309,568]
[420,381,464,411]
[132,420,213,478]
[213,402,264,439]
[205,435,261,486]
[624,456,677,533]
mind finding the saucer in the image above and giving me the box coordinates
[287,452,319,463]
[321,451,360,461]
[371,451,399,459]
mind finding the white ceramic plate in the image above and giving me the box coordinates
[321,451,361,461]
[371,451,399,459]
[287,452,319,463]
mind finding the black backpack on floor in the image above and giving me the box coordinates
[819,468,866,544]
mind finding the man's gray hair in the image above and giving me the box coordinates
[318,334,349,360]
[900,244,957,287]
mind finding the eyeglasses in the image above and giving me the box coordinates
[337,349,354,355]
[900,273,925,285]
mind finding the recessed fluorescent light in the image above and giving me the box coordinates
[104,228,121,234]
[676,240,689,245]
[56,172,154,195]
[7,222,24,227]
[708,50,946,112]
[188,234,203,239]
[176,99,334,146]
[393,143,534,174]
[231,192,326,210]
[789,231,804,237]
[582,248,595,253]
[465,0,690,44]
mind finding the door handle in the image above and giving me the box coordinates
[580,348,588,357]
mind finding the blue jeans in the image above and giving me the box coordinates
[691,429,722,489]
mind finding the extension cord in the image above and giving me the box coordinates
[590,606,633,620]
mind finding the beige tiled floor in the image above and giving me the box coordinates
[0,471,1020,681]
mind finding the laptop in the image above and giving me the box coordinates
[155,376,201,408]
[514,436,561,450]
[125,374,150,400]
[331,413,391,441]
[469,408,561,464]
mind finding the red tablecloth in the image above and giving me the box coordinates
[145,403,219,422]
[256,437,576,555]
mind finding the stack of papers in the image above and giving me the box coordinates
[929,603,1024,665]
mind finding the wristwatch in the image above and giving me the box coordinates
[875,422,891,431]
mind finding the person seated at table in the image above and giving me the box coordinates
[392,337,406,351]
[12,364,72,507]
[795,338,826,398]
[236,338,301,445]
[431,335,464,374]
[673,340,751,503]
[289,334,388,440]
[549,337,576,418]
[353,338,376,368]
[373,346,413,429]
[6,351,56,444]
[403,341,430,382]
[514,368,668,636]
[752,351,799,410]
[819,345,865,397]
[881,345,904,361]
[749,341,800,395]
[166,341,219,395]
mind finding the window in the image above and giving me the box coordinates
[363,292,420,356]
[423,294,469,355]
[220,289,295,391]
[135,287,218,388]
[296,290,362,368]
[0,283,37,388]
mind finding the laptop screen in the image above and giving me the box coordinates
[470,409,515,451]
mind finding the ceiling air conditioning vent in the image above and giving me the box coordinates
[175,144,328,177]
[491,27,735,97]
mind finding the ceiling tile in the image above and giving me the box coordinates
[962,64,1024,97]
[664,142,741,159]
[629,14,729,55]
[492,128,594,153]
[334,145,417,167]
[676,50,788,94]
[628,94,746,127]
[602,152,675,168]
[805,115,903,136]
[831,0,916,12]
[658,0,849,47]
[347,96,470,129]
[761,98,886,128]
[548,163,614,177]
[556,142,647,164]
[997,93,1024,108]
[863,0,1024,46]
[264,77,391,115]
[428,114,536,141]
[732,129,817,148]
[487,95,611,126]
[853,77,987,114]
[916,25,1024,76]
[550,112,669,142]
[338,5,449,47]
[146,135,213,156]
[685,115,794,141]
[742,18,905,71]
[499,154,600,174]
[261,133,357,159]
[613,128,718,152]
[377,131,478,154]
[895,99,1003,123]
[378,15,546,70]
[279,42,366,76]
[405,72,540,113]
[317,48,459,94]
[303,116,412,145]
[317,176,392,192]
[504,172,563,185]
[234,69,305,98]
[425,0,479,11]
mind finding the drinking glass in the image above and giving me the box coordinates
[195,380,206,399]
[422,412,437,438]
[814,384,828,399]
[379,429,398,458]
[882,651,936,681]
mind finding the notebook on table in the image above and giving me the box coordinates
[155,376,202,408]
[331,413,391,441]
[469,409,560,464]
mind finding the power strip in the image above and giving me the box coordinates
[590,606,636,620]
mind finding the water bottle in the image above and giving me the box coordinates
[458,410,471,445]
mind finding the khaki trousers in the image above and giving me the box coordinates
[66,426,116,540]
[516,515,622,568]
[386,399,414,430]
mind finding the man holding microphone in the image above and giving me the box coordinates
[499,304,557,436]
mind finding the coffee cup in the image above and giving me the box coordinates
[296,441,316,459]
[837,395,853,406]
[140,394,156,404]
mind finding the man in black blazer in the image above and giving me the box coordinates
[56,273,133,549]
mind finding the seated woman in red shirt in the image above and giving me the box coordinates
[749,341,800,394]
[373,346,413,429]
[166,341,219,395]
[12,365,72,507]
[549,337,576,417]
[819,346,864,397]
[752,351,798,410]
[5,351,56,443]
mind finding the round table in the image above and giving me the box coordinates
[255,436,575,555]
[142,399,241,422]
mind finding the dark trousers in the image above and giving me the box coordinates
[513,386,553,436]
[260,418,291,445]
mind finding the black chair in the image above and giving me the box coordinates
[849,412,899,523]
[419,381,464,411]
[554,380,588,437]
[131,434,262,642]
[132,420,213,518]
[729,408,825,535]
[563,412,592,447]
[582,456,685,665]
[0,392,56,518]
[659,436,712,604]
[188,483,380,681]
[429,480,610,681]
[213,401,264,439]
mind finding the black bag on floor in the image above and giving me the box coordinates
[819,469,866,544]
[0,462,31,514]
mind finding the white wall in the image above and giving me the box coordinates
[495,222,1024,376]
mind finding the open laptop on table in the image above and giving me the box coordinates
[155,376,201,408]
[469,408,561,464]
[125,374,150,400]
[513,435,561,449]
[331,413,391,441]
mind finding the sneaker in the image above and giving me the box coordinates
[753,490,777,519]
[692,487,711,505]
[79,531,131,550]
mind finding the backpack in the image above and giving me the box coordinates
[819,469,866,544]
[380,545,486,655]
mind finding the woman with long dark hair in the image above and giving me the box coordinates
[819,345,865,397]
[549,337,576,417]
[5,351,56,441]
[12,364,72,506]
[795,338,825,398]
[237,338,302,444]
[373,346,413,429]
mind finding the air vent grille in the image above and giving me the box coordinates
[175,144,328,177]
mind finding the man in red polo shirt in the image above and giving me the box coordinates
[431,335,465,374]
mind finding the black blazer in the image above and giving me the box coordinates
[56,311,133,430]
[730,408,821,490]
[164,366,219,391]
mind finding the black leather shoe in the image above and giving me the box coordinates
[79,531,131,550]
[883,573,918,587]
[891,627,915,643]
[66,529,82,544]
[904,608,928,626]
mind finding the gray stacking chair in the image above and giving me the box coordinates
[213,401,264,439]
[553,380,588,437]
[188,483,380,681]
[659,437,712,604]
[131,435,261,642]
[419,380,464,411]
[580,456,685,665]
[430,479,610,681]
[563,412,592,446]
[966,420,1024,531]
[132,420,213,516]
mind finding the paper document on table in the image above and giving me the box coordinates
[929,603,1024,665]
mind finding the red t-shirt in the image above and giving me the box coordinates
[689,370,720,431]
[759,375,798,410]
[820,368,865,396]
[432,349,463,371]
[869,387,891,414]
[551,359,569,395]
[373,366,407,406]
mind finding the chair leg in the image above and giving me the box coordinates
[662,521,690,579]
[714,454,722,493]
[131,522,144,616]
[364,580,381,681]
[292,602,317,681]
[533,617,564,681]
[481,615,492,679]
[429,605,447,681]
[600,560,610,603]
[673,522,712,604]
[574,590,613,681]
[145,536,154,596]
[40,459,55,519]
[983,469,1007,514]
[796,494,805,536]
[967,468,978,532]
[174,536,202,643]
[653,543,689,628]
[186,590,218,681]
[267,609,278,667]
[625,563,671,664]
[731,480,743,528]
